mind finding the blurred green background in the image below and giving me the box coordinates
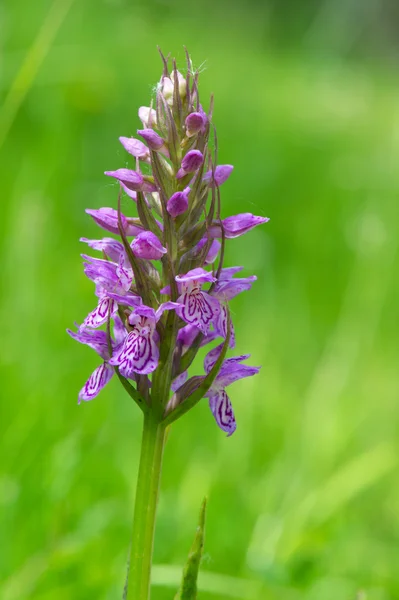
[1,0,398,598]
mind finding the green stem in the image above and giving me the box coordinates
[127,411,167,599]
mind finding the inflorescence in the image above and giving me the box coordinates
[67,50,269,435]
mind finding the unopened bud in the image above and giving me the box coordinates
[167,187,190,217]
[138,106,157,128]
[137,128,165,151]
[203,164,234,187]
[131,231,167,260]
[185,112,205,137]
[176,150,204,178]
[119,136,149,160]
[104,168,156,193]
[161,70,187,106]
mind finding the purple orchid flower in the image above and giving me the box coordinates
[86,207,143,236]
[203,164,234,187]
[105,168,156,193]
[131,231,167,260]
[80,237,124,263]
[209,213,269,239]
[175,268,221,334]
[137,129,165,151]
[67,316,126,403]
[185,111,206,137]
[109,302,179,376]
[211,267,257,345]
[193,237,221,264]
[119,136,150,162]
[80,254,141,329]
[167,187,190,218]
[203,350,261,435]
[176,150,204,179]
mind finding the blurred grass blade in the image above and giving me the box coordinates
[175,497,207,600]
[0,0,75,150]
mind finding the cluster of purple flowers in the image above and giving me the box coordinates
[68,52,268,435]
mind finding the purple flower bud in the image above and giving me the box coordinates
[119,137,149,160]
[80,237,124,263]
[131,231,167,260]
[105,168,144,191]
[209,213,269,239]
[181,150,203,173]
[185,112,205,137]
[137,128,165,151]
[167,187,190,218]
[105,168,156,193]
[203,164,234,187]
[85,207,142,236]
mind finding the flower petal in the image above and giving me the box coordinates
[213,305,236,347]
[119,136,149,159]
[116,254,133,290]
[175,267,216,286]
[78,362,114,403]
[181,150,203,173]
[81,297,117,330]
[109,330,159,376]
[209,213,269,239]
[171,370,188,392]
[131,231,167,260]
[203,164,234,187]
[176,290,220,334]
[155,301,180,321]
[67,328,110,360]
[167,189,189,217]
[80,237,124,263]
[106,291,142,307]
[204,349,251,375]
[86,207,128,236]
[208,390,236,436]
[213,276,256,301]
[113,315,127,347]
[104,168,144,191]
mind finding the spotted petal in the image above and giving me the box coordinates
[116,253,133,291]
[208,390,236,436]
[176,290,220,334]
[109,330,159,376]
[213,305,236,347]
[81,297,118,330]
[78,362,114,403]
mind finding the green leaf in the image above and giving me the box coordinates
[175,497,207,600]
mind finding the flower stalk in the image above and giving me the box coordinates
[129,411,166,600]
[67,48,269,597]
